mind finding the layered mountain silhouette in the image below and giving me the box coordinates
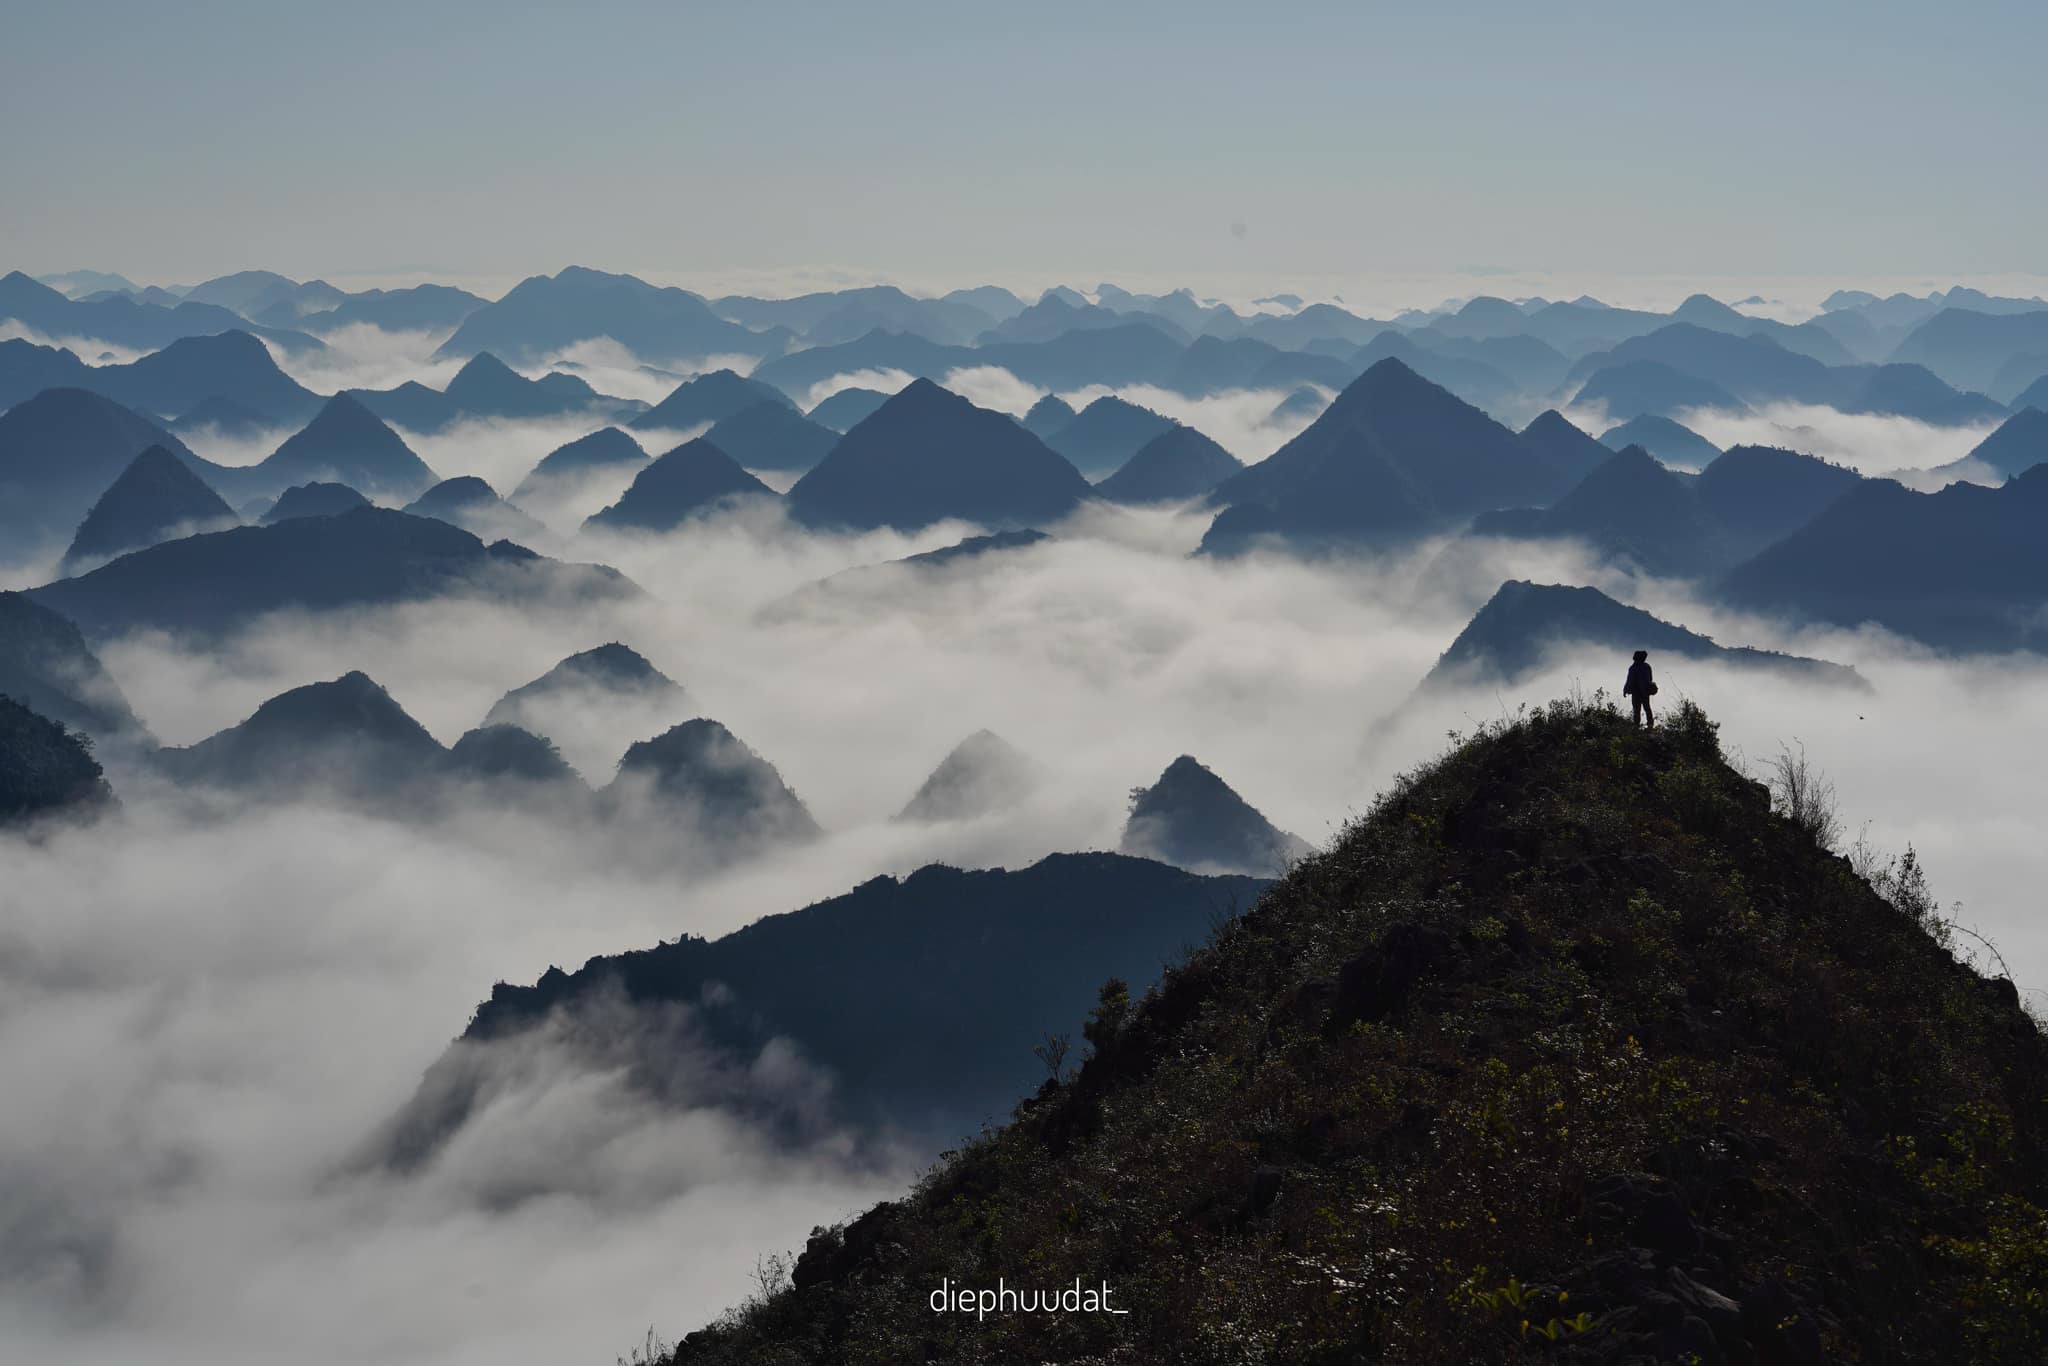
[1518,409,1620,486]
[1890,307,2048,392]
[1424,580,1865,691]
[433,266,780,364]
[245,394,439,501]
[0,388,238,559]
[59,445,238,573]
[403,476,548,544]
[786,379,1092,531]
[1041,396,1180,478]
[1572,359,1745,422]
[156,671,446,798]
[0,328,317,425]
[1095,426,1244,503]
[1021,394,1078,438]
[603,718,820,857]
[668,701,2048,1364]
[0,694,112,822]
[262,481,369,522]
[1199,358,1563,556]
[0,270,321,356]
[481,642,688,779]
[1599,413,1721,467]
[351,352,641,432]
[806,386,892,433]
[0,591,147,744]
[169,394,279,441]
[376,852,1270,1170]
[1928,407,2048,482]
[509,427,647,503]
[297,283,486,334]
[1719,466,2048,652]
[582,438,774,532]
[701,401,838,473]
[630,367,795,431]
[765,529,1052,621]
[30,506,633,640]
[894,729,1039,822]
[1120,755,1310,877]
[445,724,582,788]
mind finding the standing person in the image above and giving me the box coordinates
[1623,650,1657,728]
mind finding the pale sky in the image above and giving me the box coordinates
[3,0,2042,300]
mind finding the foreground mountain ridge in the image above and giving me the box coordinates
[666,699,2048,1364]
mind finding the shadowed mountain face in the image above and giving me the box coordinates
[247,394,440,501]
[1517,409,1616,486]
[0,270,322,357]
[1095,426,1243,503]
[481,642,689,779]
[375,852,1270,1170]
[0,329,318,425]
[1424,580,1866,691]
[297,283,486,334]
[1572,359,1747,421]
[1120,754,1311,877]
[786,378,1092,532]
[446,724,582,787]
[582,438,774,533]
[59,445,239,574]
[403,476,548,544]
[894,729,1039,822]
[701,401,839,473]
[1599,413,1721,467]
[1200,358,1564,557]
[261,481,370,523]
[351,352,641,432]
[1021,393,1078,438]
[1931,407,2048,480]
[603,718,820,857]
[156,671,446,798]
[0,388,235,561]
[1041,396,1180,479]
[805,386,892,433]
[669,702,2048,1365]
[629,368,795,432]
[509,427,646,499]
[29,506,634,641]
[2010,374,2048,413]
[432,266,780,365]
[0,694,112,822]
[1719,466,2048,652]
[0,591,147,745]
[1890,307,2048,392]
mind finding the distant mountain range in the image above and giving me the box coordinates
[1120,755,1310,877]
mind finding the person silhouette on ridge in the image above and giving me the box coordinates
[1624,650,1657,728]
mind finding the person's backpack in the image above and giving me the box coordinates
[1647,680,1659,695]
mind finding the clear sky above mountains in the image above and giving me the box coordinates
[3,0,2043,297]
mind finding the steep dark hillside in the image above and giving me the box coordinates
[700,400,839,472]
[602,718,820,856]
[59,445,239,572]
[806,386,893,433]
[1095,426,1243,503]
[250,394,439,501]
[1599,414,1721,467]
[0,694,113,821]
[582,438,775,532]
[668,701,2048,1364]
[261,481,370,522]
[1041,396,1180,479]
[630,368,795,431]
[1120,754,1311,877]
[0,592,148,744]
[156,671,446,797]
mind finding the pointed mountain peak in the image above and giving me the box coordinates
[1120,754,1310,877]
[583,437,773,532]
[60,445,237,572]
[895,729,1039,823]
[262,481,370,522]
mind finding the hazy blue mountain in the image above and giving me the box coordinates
[604,718,821,853]
[1474,446,1720,575]
[65,329,321,425]
[35,270,139,298]
[1599,414,1721,467]
[712,286,996,347]
[1120,754,1310,877]
[157,670,446,797]
[1928,408,2048,481]
[508,427,646,504]
[297,283,487,334]
[1267,386,1329,424]
[168,394,278,440]
[433,266,781,364]
[806,386,893,432]
[1719,467,2048,652]
[1095,426,1243,503]
[1889,307,2048,392]
[0,388,236,558]
[31,506,633,640]
[404,476,548,543]
[1350,332,1519,413]
[1041,395,1179,478]
[979,324,1187,391]
[1517,409,1616,486]
[1572,360,1747,421]
[0,336,92,409]
[1689,445,1866,557]
[262,481,370,522]
[0,270,323,355]
[248,394,438,500]
[181,270,344,320]
[60,446,238,572]
[979,294,1191,346]
[1199,358,1559,556]
[786,379,1091,531]
[939,284,1027,322]
[1423,579,1866,690]
[1411,330,1575,391]
[0,695,112,821]
[702,401,839,472]
[377,852,1269,1168]
[1163,335,1296,395]
[352,352,641,432]
[583,438,774,532]
[748,329,966,398]
[481,641,687,778]
[630,368,795,431]
[0,591,147,744]
[1230,301,1390,348]
[1985,354,2048,405]
[1021,394,1078,437]
[894,729,1039,823]
[765,530,1053,620]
